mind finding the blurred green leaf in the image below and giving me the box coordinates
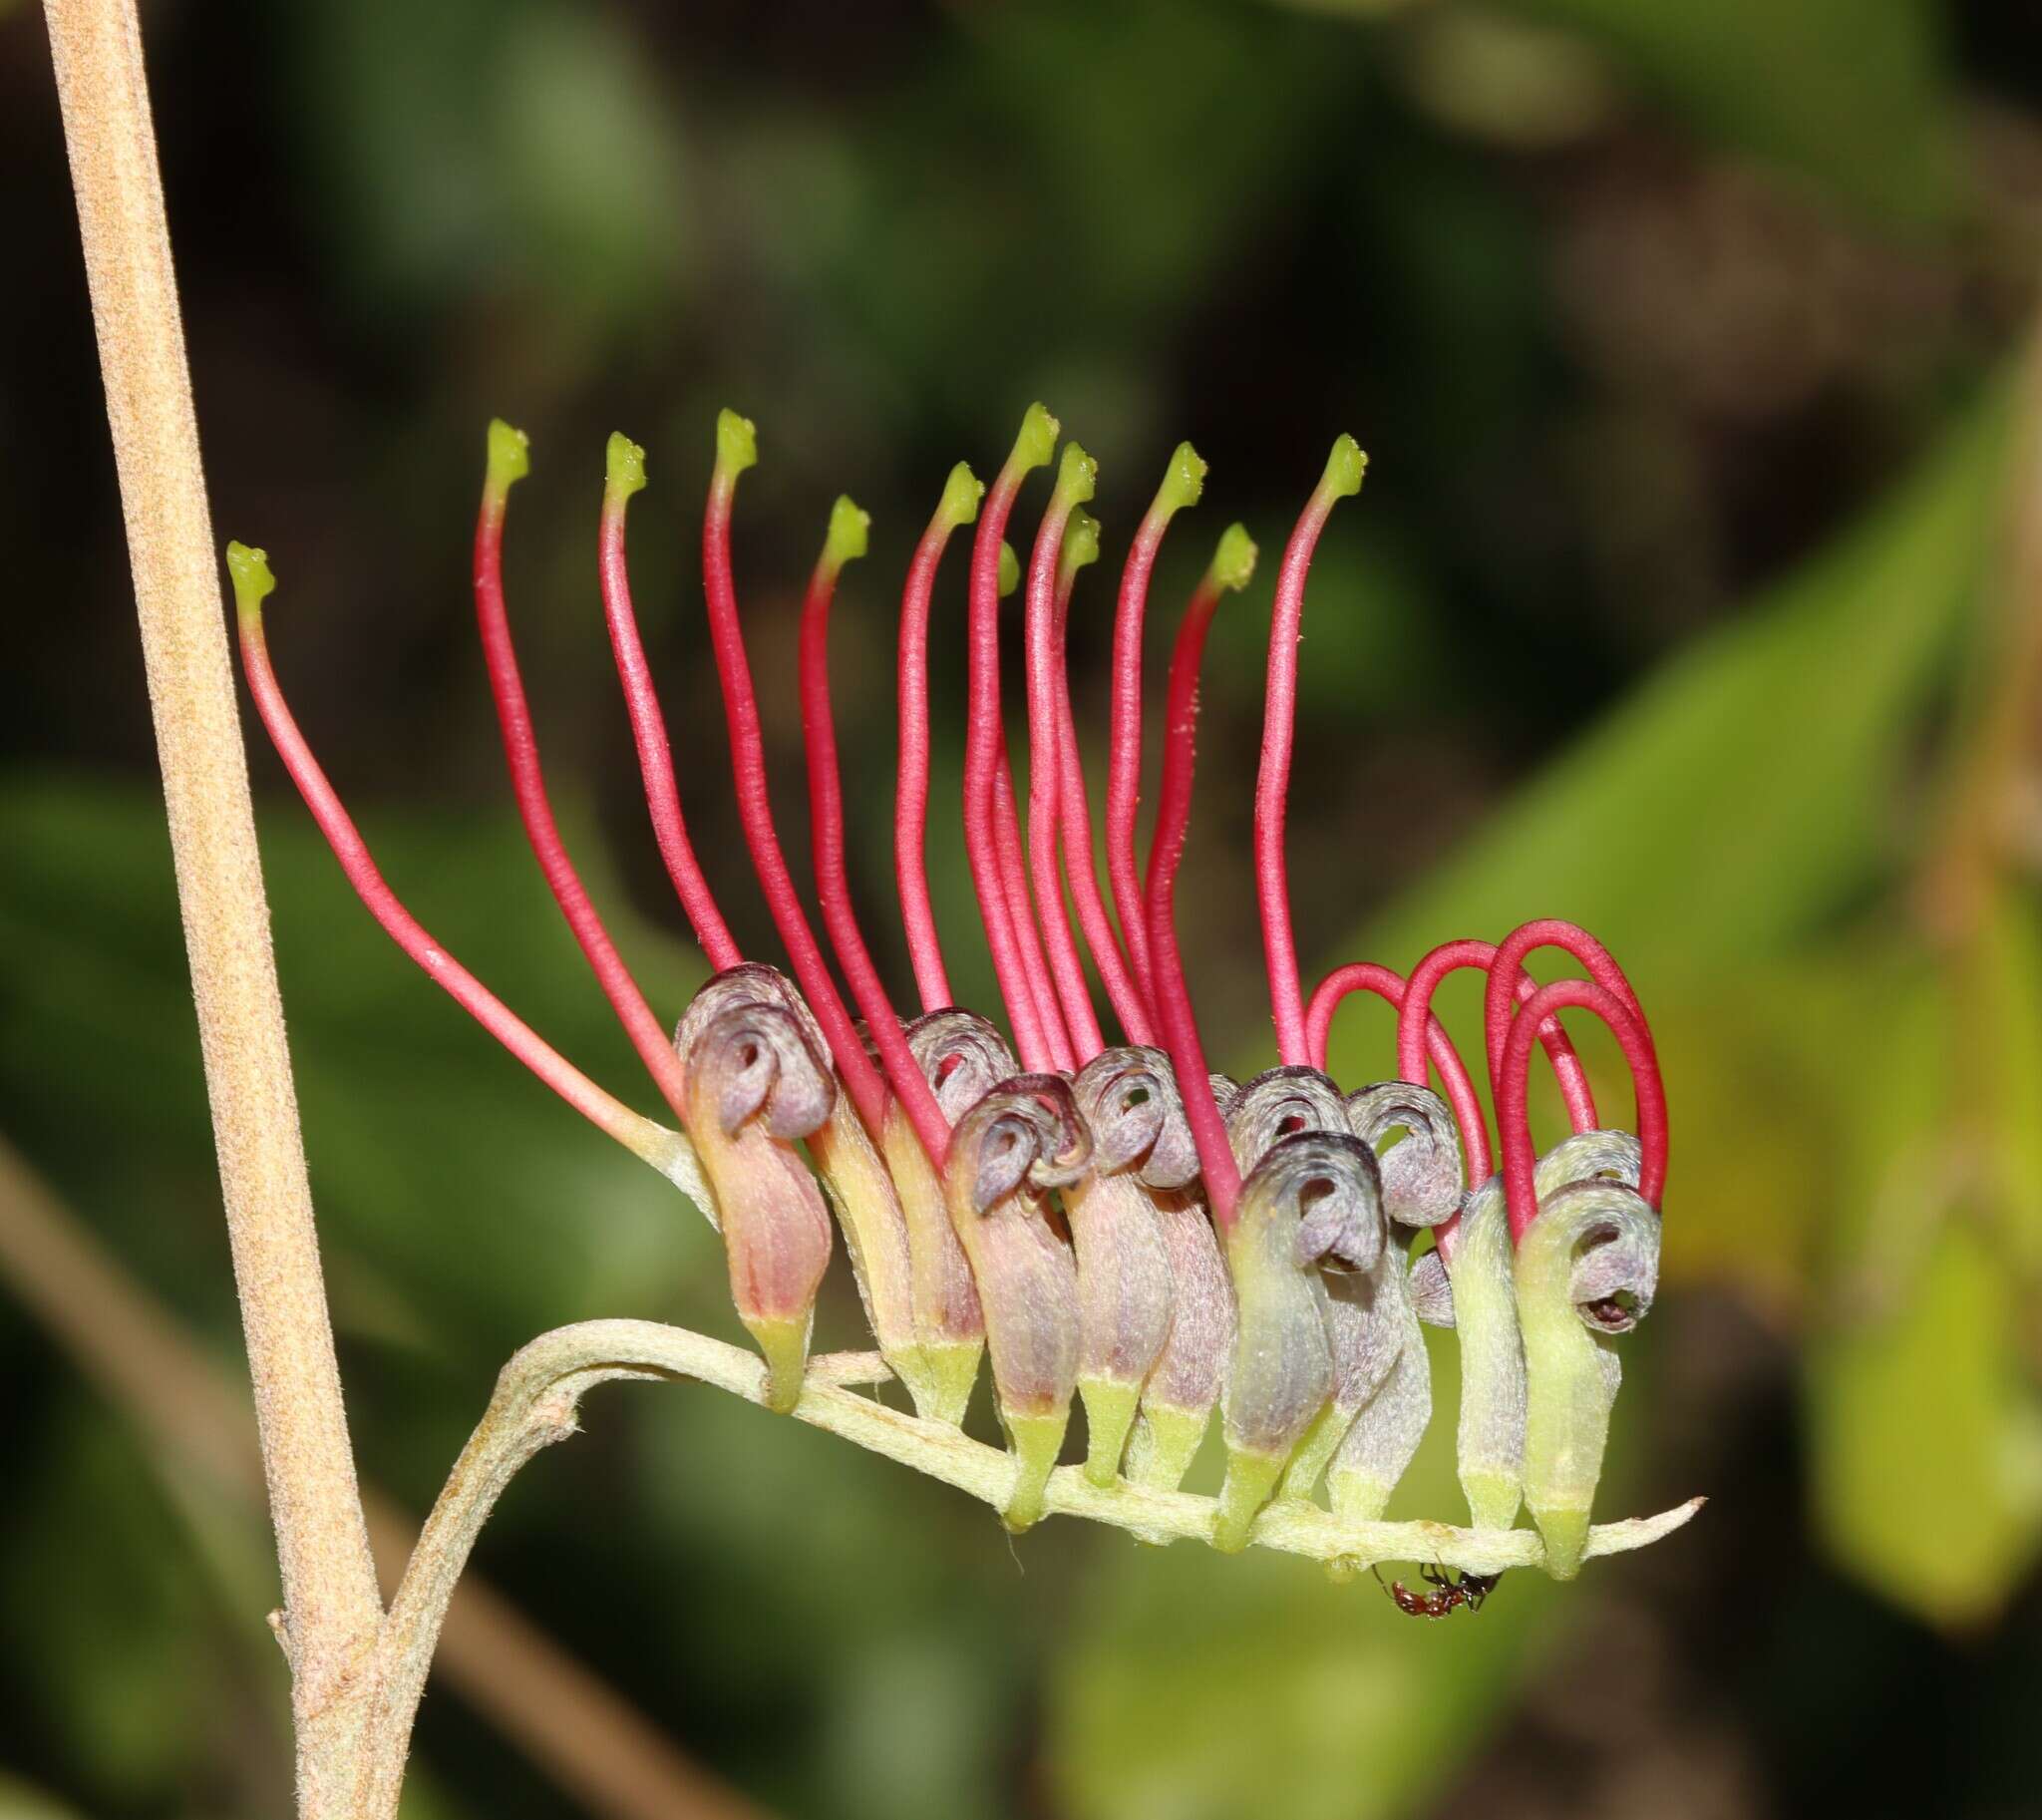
[1282,0,1959,219]
[1810,1219,2042,1627]
[1505,0,1958,220]
[0,1777,89,1820]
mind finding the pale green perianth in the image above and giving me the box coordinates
[822,496,870,574]
[224,541,275,618]
[1150,439,1207,520]
[1208,523,1259,594]
[997,542,1021,598]
[1449,1180,1529,1532]
[1319,432,1367,501]
[1009,402,1060,475]
[938,462,985,532]
[715,408,759,478]
[1515,1175,1660,1578]
[1058,509,1102,591]
[605,431,647,501]
[486,418,530,498]
[1053,440,1099,510]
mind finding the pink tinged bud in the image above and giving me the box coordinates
[1077,1046,1200,1191]
[1224,1066,1353,1175]
[675,970,837,1412]
[1067,1050,1195,1485]
[942,1075,1091,1530]
[1213,1130,1383,1551]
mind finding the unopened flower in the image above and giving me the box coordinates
[227,397,1681,1584]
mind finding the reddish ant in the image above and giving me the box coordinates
[1371,1562,1501,1619]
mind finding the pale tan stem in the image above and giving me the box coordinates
[0,1133,769,1820]
[47,0,390,1772]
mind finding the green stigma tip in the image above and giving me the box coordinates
[1055,441,1098,508]
[1010,403,1060,475]
[998,542,1021,598]
[487,419,530,493]
[1154,440,1207,518]
[1320,434,1367,501]
[1209,523,1258,593]
[716,409,759,478]
[606,432,647,500]
[938,462,985,532]
[1059,511,1102,587]
[225,541,276,614]
[824,496,870,569]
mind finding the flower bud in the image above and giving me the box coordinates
[1223,1065,1351,1175]
[1213,1130,1380,1550]
[1518,1172,1660,1578]
[675,969,837,1413]
[1077,1045,1200,1190]
[1344,1081,1464,1230]
[1067,1050,1187,1484]
[943,1074,1091,1529]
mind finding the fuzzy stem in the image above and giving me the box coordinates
[43,0,383,1793]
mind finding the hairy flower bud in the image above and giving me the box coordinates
[943,1074,1092,1529]
[1067,1050,1189,1484]
[1214,1130,1382,1550]
[1344,1081,1464,1230]
[1517,1149,1660,1579]
[675,969,838,1412]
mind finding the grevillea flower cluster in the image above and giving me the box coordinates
[228,404,1677,1584]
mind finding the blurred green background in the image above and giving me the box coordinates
[6,0,2042,1815]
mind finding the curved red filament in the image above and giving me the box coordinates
[1305,961,1491,1185]
[894,497,965,1012]
[1022,487,1107,1061]
[238,607,671,1165]
[1255,448,1362,1065]
[1143,724,1241,1227]
[799,536,954,1165]
[1499,978,1667,1244]
[596,478,742,971]
[963,469,1059,1070]
[474,469,694,1126]
[1398,938,1599,1132]
[1105,507,1174,1005]
[993,748,1075,1071]
[1052,562,1155,1045]
[701,460,895,1137]
[1144,570,1224,917]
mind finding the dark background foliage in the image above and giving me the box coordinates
[4,1,2041,1816]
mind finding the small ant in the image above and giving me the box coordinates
[1371,1562,1502,1619]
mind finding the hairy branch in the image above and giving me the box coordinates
[0,1132,767,1820]
[42,0,381,1777]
